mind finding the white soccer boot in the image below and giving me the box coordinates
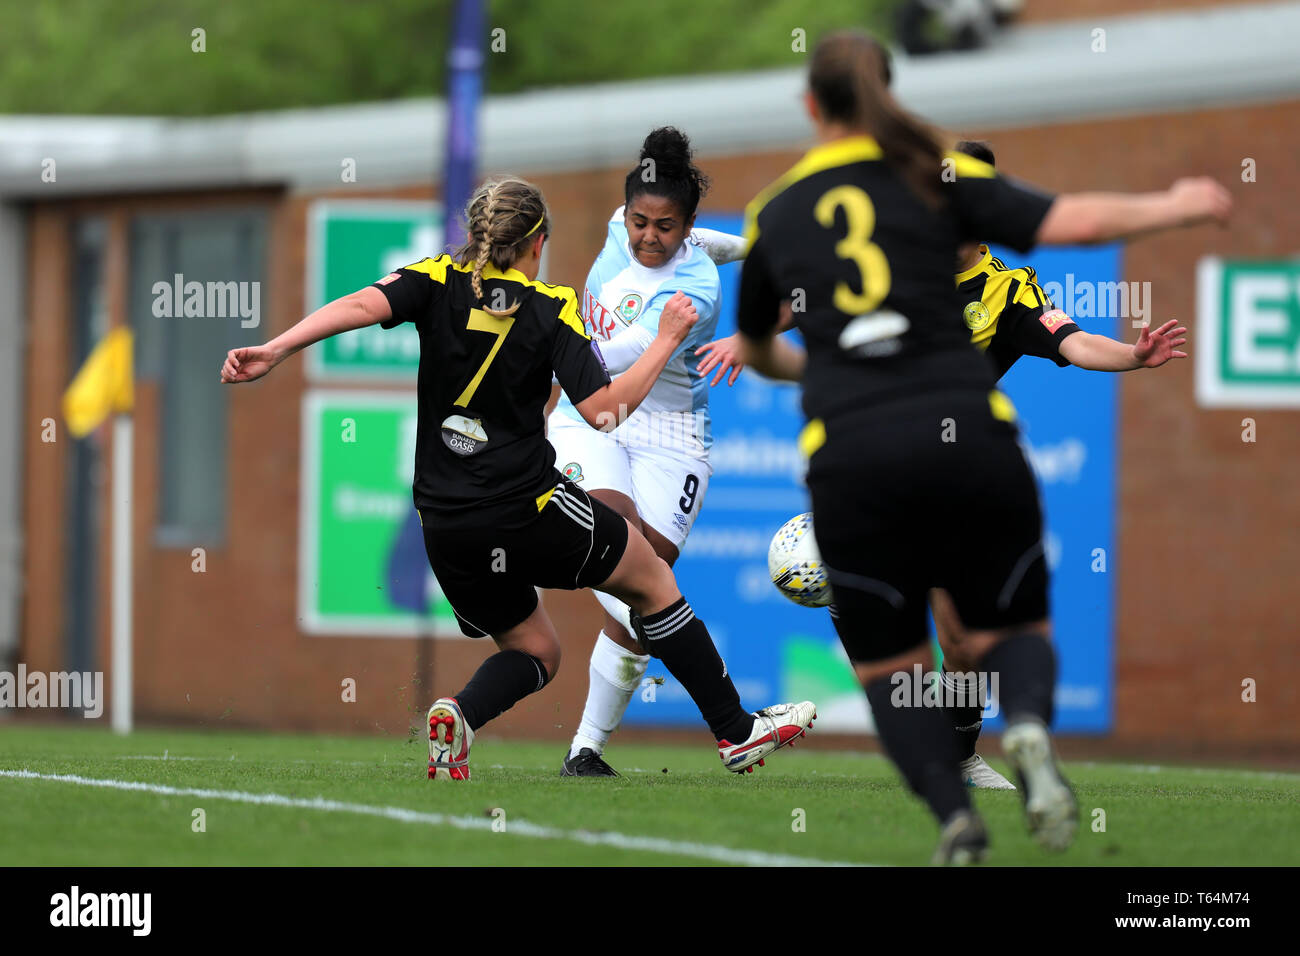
[427,697,474,782]
[959,753,1017,790]
[718,701,817,773]
[1002,716,1077,850]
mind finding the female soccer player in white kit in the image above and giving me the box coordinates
[551,127,749,776]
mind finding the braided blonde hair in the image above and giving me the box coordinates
[455,177,550,317]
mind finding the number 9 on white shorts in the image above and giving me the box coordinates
[547,410,711,551]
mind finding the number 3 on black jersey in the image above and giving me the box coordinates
[455,308,515,407]
[814,185,892,315]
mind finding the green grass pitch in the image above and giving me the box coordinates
[1,725,1295,866]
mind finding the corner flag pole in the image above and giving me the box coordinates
[62,326,134,733]
[110,412,133,734]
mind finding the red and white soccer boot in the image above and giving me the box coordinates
[427,697,474,781]
[718,701,816,774]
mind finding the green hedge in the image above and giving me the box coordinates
[1,0,896,116]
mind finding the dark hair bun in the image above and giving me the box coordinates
[625,126,710,218]
[640,127,693,169]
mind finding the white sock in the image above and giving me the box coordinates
[593,589,634,635]
[690,227,748,265]
[569,630,649,758]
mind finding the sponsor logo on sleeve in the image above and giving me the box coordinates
[1039,308,1071,332]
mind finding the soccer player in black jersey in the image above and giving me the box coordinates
[952,139,1188,380]
[734,31,1230,862]
[221,177,815,781]
[697,134,1195,794]
[936,138,1189,789]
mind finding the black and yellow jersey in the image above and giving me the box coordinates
[373,255,610,529]
[737,135,1055,420]
[957,244,1079,378]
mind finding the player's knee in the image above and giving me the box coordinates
[969,621,1052,666]
[537,640,561,681]
[632,555,678,614]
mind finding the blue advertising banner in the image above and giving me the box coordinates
[622,215,1118,734]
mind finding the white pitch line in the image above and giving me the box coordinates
[0,769,870,868]
[1074,761,1300,782]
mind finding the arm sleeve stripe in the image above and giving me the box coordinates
[554,291,589,339]
[403,255,451,283]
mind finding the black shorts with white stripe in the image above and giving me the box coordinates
[419,477,629,638]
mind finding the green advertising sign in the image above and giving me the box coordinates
[1197,258,1300,407]
[298,391,462,636]
[306,202,442,381]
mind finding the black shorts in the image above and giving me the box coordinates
[808,390,1049,664]
[420,479,629,637]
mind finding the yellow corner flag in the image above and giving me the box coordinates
[63,327,134,438]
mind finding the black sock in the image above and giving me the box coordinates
[453,650,549,731]
[640,597,753,743]
[940,664,985,761]
[864,674,969,824]
[979,631,1056,726]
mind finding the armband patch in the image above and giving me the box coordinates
[1039,309,1071,333]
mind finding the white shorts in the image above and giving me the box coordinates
[547,410,711,550]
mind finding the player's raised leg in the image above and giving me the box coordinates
[595,512,815,773]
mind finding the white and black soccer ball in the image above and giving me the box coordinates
[767,512,833,608]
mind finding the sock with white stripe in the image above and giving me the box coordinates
[569,631,648,758]
[639,597,753,744]
[940,666,986,761]
[453,650,550,732]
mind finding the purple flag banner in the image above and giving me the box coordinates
[443,0,485,252]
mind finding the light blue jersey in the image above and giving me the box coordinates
[556,206,721,452]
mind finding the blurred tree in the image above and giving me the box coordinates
[0,0,897,116]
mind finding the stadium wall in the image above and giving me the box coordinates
[13,73,1299,762]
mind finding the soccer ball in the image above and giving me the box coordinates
[767,512,833,608]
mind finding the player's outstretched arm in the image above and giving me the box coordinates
[574,291,697,429]
[1037,177,1232,246]
[739,302,805,382]
[1059,319,1188,371]
[221,286,391,384]
[691,228,748,265]
[697,309,798,386]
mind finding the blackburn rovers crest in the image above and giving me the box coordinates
[617,293,643,322]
